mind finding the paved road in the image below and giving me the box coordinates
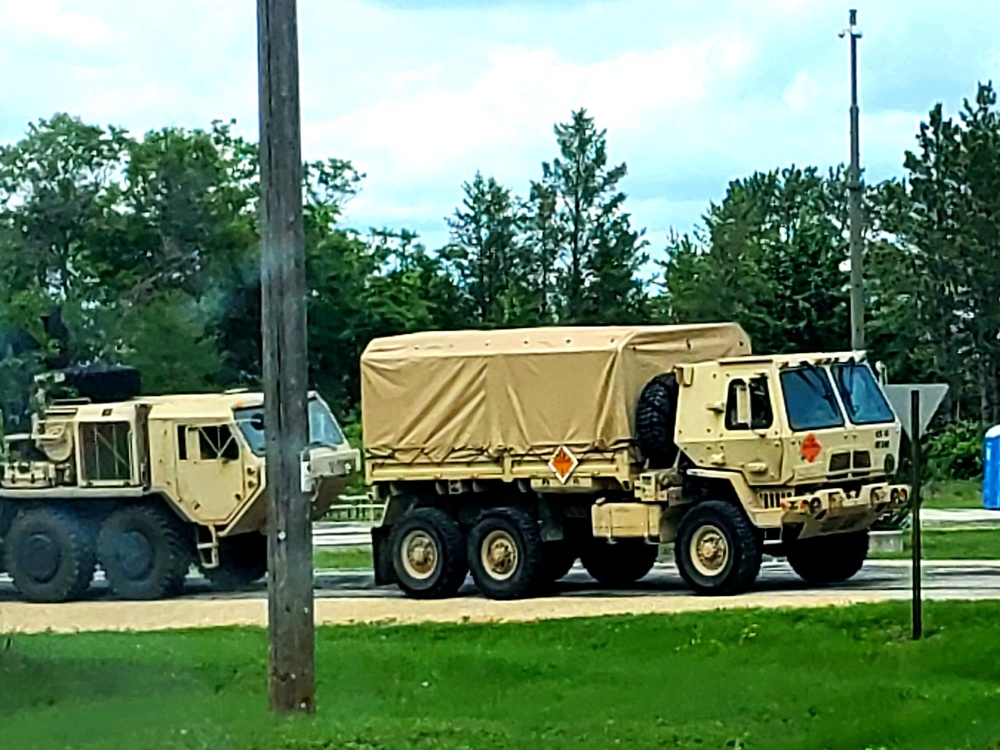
[3,559,999,604]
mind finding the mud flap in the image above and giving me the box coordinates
[371,524,397,586]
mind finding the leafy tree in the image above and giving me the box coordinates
[445,172,530,327]
[539,109,648,324]
[659,166,850,355]
[871,82,1000,424]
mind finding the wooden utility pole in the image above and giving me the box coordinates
[257,0,315,714]
[841,9,864,351]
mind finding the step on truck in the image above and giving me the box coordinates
[362,324,910,600]
[0,366,359,602]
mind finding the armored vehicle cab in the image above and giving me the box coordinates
[0,366,359,603]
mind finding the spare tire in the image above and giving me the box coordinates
[635,373,679,468]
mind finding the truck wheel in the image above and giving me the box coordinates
[676,501,762,595]
[4,506,96,603]
[390,508,467,599]
[580,539,658,586]
[787,531,869,584]
[468,508,545,600]
[204,533,268,590]
[98,505,193,600]
[636,374,679,468]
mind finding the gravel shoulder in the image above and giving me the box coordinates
[0,590,896,634]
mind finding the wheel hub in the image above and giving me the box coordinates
[481,530,518,581]
[690,524,729,577]
[401,530,438,580]
[18,532,60,583]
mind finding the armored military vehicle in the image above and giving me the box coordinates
[361,324,909,600]
[0,366,359,602]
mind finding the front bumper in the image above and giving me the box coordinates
[306,446,362,519]
[778,482,910,516]
[776,481,910,538]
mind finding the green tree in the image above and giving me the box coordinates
[871,82,1000,424]
[659,166,850,355]
[539,109,648,324]
[445,172,530,327]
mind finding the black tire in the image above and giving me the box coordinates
[541,541,578,583]
[635,374,679,468]
[580,539,658,587]
[468,508,546,600]
[4,506,96,603]
[786,530,869,585]
[98,504,193,600]
[389,508,467,599]
[204,532,268,590]
[675,501,762,595]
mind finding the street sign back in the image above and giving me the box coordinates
[883,384,949,439]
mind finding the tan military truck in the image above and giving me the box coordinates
[0,366,359,603]
[361,324,909,600]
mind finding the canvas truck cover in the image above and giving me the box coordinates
[361,324,751,465]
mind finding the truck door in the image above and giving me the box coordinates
[174,423,247,524]
[722,374,784,484]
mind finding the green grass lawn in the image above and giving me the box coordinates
[4,602,1000,749]
[871,529,999,560]
[313,546,372,570]
[923,480,984,509]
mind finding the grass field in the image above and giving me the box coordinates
[3,602,1000,749]
[872,529,999,560]
[313,546,372,570]
[924,480,984,509]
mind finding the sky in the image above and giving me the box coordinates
[1,0,998,255]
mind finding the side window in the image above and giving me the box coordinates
[196,425,240,461]
[726,377,773,431]
[177,425,188,460]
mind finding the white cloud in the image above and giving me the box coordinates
[0,0,997,251]
[0,0,108,46]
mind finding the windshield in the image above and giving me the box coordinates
[779,366,845,431]
[234,396,345,457]
[831,363,895,425]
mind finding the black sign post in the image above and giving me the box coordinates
[910,389,923,640]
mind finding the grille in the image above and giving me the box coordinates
[758,490,794,509]
[853,451,872,469]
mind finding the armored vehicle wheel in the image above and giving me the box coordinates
[542,541,577,583]
[787,530,869,584]
[676,501,762,595]
[4,506,96,603]
[98,505,193,600]
[635,374,679,468]
[468,508,545,600]
[390,508,467,599]
[580,539,658,586]
[204,532,268,590]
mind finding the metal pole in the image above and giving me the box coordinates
[257,0,315,714]
[842,9,864,351]
[910,389,923,640]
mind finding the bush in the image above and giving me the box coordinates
[924,420,984,481]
